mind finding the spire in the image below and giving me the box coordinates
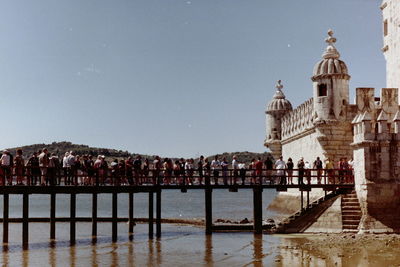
[322,29,340,59]
[273,80,285,99]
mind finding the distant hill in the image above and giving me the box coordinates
[204,151,272,165]
[6,141,154,159]
[5,142,271,164]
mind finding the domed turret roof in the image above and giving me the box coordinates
[312,30,350,81]
[266,80,293,113]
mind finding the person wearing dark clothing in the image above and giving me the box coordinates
[297,158,305,185]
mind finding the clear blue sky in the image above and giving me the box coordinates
[0,0,385,158]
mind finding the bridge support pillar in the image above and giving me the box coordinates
[50,193,56,240]
[22,193,29,249]
[149,192,154,239]
[205,187,212,235]
[92,192,97,243]
[3,194,8,245]
[112,192,118,242]
[253,187,263,234]
[156,189,161,238]
[128,192,134,241]
[70,193,76,245]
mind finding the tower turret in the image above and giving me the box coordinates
[265,80,292,159]
[312,30,350,122]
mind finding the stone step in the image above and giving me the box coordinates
[342,197,358,201]
[342,215,361,220]
[342,201,360,206]
[342,203,360,207]
[343,229,358,233]
[342,210,362,216]
[343,224,358,229]
[342,219,360,225]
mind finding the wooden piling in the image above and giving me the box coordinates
[50,193,56,240]
[22,193,29,249]
[253,187,263,234]
[205,187,212,235]
[3,194,9,244]
[128,192,134,241]
[70,193,76,245]
[306,191,310,207]
[112,192,118,242]
[92,193,97,242]
[300,189,304,210]
[156,189,161,238]
[148,192,154,239]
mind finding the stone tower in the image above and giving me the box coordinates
[381,0,400,91]
[312,30,350,122]
[264,80,292,159]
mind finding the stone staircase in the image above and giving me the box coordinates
[274,191,341,233]
[341,190,362,232]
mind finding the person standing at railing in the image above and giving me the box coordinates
[125,156,134,185]
[297,157,305,185]
[173,160,181,185]
[255,157,263,184]
[325,158,334,184]
[304,161,311,184]
[197,155,204,185]
[66,151,77,185]
[14,149,25,185]
[211,156,220,185]
[48,153,59,186]
[62,152,70,185]
[185,158,194,185]
[249,159,256,185]
[232,155,239,185]
[133,155,142,185]
[152,156,161,185]
[239,161,246,185]
[203,158,211,185]
[286,158,294,185]
[275,156,286,185]
[26,152,40,185]
[313,157,323,184]
[264,157,273,184]
[38,148,49,186]
[220,157,228,185]
[163,158,173,185]
[347,157,354,183]
[143,158,150,184]
[1,150,13,185]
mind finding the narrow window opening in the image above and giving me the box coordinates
[318,84,327,97]
[384,19,388,36]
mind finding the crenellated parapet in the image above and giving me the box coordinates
[281,98,314,140]
[351,87,400,233]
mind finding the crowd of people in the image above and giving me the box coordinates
[0,148,354,186]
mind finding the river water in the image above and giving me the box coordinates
[0,189,399,266]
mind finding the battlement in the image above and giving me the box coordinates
[281,98,314,140]
[352,87,400,143]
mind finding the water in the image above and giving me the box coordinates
[0,189,399,266]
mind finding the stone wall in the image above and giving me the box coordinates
[382,0,400,91]
[304,196,342,233]
[281,98,314,140]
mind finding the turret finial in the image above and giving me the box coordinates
[276,80,283,91]
[322,29,340,59]
[325,29,336,45]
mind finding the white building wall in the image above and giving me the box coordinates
[382,0,400,91]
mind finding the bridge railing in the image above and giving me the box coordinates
[0,166,354,186]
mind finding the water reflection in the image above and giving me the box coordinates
[111,243,119,267]
[156,239,162,265]
[253,234,263,266]
[204,235,213,266]
[91,245,98,267]
[69,245,76,267]
[49,244,56,267]
[147,240,154,267]
[22,249,29,267]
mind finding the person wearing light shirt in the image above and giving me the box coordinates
[232,155,239,185]
[275,156,286,185]
[211,156,221,185]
